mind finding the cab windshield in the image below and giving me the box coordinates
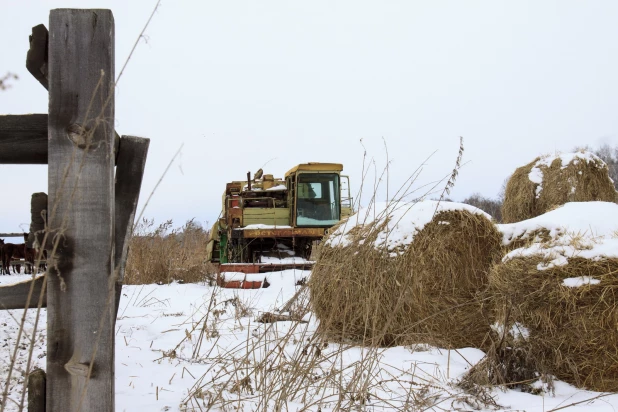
[296,173,340,227]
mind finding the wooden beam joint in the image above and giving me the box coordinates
[26,24,49,90]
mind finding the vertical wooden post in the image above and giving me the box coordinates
[27,192,47,250]
[113,136,150,319]
[26,24,49,91]
[28,368,46,412]
[47,9,115,412]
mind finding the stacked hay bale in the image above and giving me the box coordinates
[501,151,617,223]
[309,200,502,348]
[478,202,618,392]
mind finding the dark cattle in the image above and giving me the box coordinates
[0,239,16,275]
[0,239,5,275]
[12,244,25,274]
[2,242,20,274]
[25,245,46,273]
[22,233,47,272]
[39,249,48,272]
[11,262,22,274]
[0,242,39,275]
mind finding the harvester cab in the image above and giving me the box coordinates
[207,162,353,285]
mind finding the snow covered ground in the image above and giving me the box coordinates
[1,267,617,411]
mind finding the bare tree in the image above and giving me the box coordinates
[0,72,18,90]
[461,192,503,222]
[593,144,618,187]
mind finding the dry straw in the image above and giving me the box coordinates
[501,151,617,223]
[309,206,503,349]
[124,218,216,285]
[468,255,618,392]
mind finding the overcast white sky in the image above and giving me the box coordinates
[2,0,618,232]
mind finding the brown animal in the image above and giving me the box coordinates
[24,245,46,274]
[22,233,47,272]
[16,244,42,275]
[0,239,18,275]
[0,239,5,275]
[0,240,44,275]
[14,244,26,274]
[1,242,35,275]
[3,242,22,274]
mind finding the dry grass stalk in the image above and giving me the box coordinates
[309,207,502,349]
[501,151,617,223]
[178,295,498,411]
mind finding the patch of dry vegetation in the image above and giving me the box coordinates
[502,151,617,223]
[124,218,216,285]
[175,286,499,411]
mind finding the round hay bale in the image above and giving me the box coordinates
[501,151,617,223]
[481,202,618,391]
[309,200,502,348]
[488,255,618,392]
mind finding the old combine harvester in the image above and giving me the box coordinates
[207,163,353,288]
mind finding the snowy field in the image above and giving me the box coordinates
[1,268,617,411]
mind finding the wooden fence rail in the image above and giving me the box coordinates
[0,114,48,164]
[0,276,46,310]
[0,114,120,165]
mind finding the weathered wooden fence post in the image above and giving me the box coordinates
[27,368,46,412]
[113,136,150,318]
[47,9,116,412]
[27,192,48,250]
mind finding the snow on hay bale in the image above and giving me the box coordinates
[472,202,618,391]
[309,200,502,348]
[501,151,617,224]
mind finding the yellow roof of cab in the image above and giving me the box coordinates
[285,163,343,178]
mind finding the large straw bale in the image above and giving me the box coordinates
[486,255,618,392]
[466,202,618,392]
[309,200,502,348]
[501,151,617,223]
[464,202,618,391]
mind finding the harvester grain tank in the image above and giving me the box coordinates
[207,163,353,283]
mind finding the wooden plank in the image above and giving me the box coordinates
[0,276,46,310]
[28,368,46,412]
[47,9,115,412]
[26,24,49,90]
[0,114,121,165]
[27,193,48,249]
[113,136,149,319]
[0,233,28,238]
[0,114,48,164]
